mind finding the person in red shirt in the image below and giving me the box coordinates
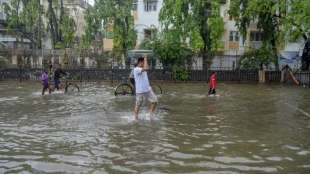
[208,72,217,95]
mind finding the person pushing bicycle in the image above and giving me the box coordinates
[54,64,67,90]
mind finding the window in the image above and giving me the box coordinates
[144,29,152,39]
[132,0,138,11]
[229,31,239,42]
[144,28,157,39]
[250,31,263,41]
[144,0,157,12]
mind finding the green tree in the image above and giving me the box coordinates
[284,0,310,70]
[46,0,77,49]
[81,7,101,49]
[229,0,288,70]
[152,30,193,68]
[239,47,274,70]
[3,0,42,48]
[59,15,76,48]
[93,0,137,68]
[160,0,224,69]
[46,0,61,48]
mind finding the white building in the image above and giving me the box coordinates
[134,0,163,46]
[127,0,305,70]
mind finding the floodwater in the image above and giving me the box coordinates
[0,81,310,174]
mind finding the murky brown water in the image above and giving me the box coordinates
[0,81,310,174]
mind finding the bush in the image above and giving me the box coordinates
[173,66,190,81]
[239,47,274,70]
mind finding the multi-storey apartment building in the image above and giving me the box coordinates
[103,0,163,51]
[102,0,303,69]
[134,0,163,46]
[219,0,303,69]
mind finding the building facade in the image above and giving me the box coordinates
[134,0,163,46]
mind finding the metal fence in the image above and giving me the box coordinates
[1,68,309,85]
[0,68,258,82]
[265,71,282,82]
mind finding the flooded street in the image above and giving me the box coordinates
[0,81,310,173]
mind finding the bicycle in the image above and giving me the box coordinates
[48,75,80,94]
[114,78,162,96]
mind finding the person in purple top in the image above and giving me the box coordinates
[41,70,51,95]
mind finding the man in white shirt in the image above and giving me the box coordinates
[133,56,158,120]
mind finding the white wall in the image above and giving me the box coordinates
[135,0,163,45]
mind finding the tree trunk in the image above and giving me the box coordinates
[301,41,310,71]
[47,0,60,48]
[59,0,64,42]
[124,16,130,69]
[202,45,208,70]
[200,2,212,70]
[271,35,279,70]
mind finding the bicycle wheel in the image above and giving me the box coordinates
[151,84,162,95]
[65,83,80,93]
[115,83,134,96]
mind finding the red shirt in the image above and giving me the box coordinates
[209,74,217,89]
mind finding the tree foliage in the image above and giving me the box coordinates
[229,0,288,70]
[159,0,224,69]
[151,30,193,68]
[3,0,42,48]
[81,7,101,49]
[283,0,310,42]
[284,0,310,70]
[87,0,136,65]
[60,15,76,48]
[46,0,77,48]
[239,47,274,70]
[3,0,77,49]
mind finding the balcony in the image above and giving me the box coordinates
[249,41,262,49]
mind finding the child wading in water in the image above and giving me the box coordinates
[41,70,51,95]
[208,72,217,96]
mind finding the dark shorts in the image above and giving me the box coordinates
[54,78,61,89]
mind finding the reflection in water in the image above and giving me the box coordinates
[0,82,310,173]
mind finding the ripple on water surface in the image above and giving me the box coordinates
[0,82,310,173]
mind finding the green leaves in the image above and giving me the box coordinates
[86,0,137,55]
[3,0,78,49]
[239,46,274,70]
[60,15,76,48]
[2,0,43,48]
[159,0,224,69]
[284,0,310,42]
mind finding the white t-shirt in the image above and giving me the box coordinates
[134,67,150,94]
[129,69,134,78]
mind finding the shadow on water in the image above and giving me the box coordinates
[0,81,310,173]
